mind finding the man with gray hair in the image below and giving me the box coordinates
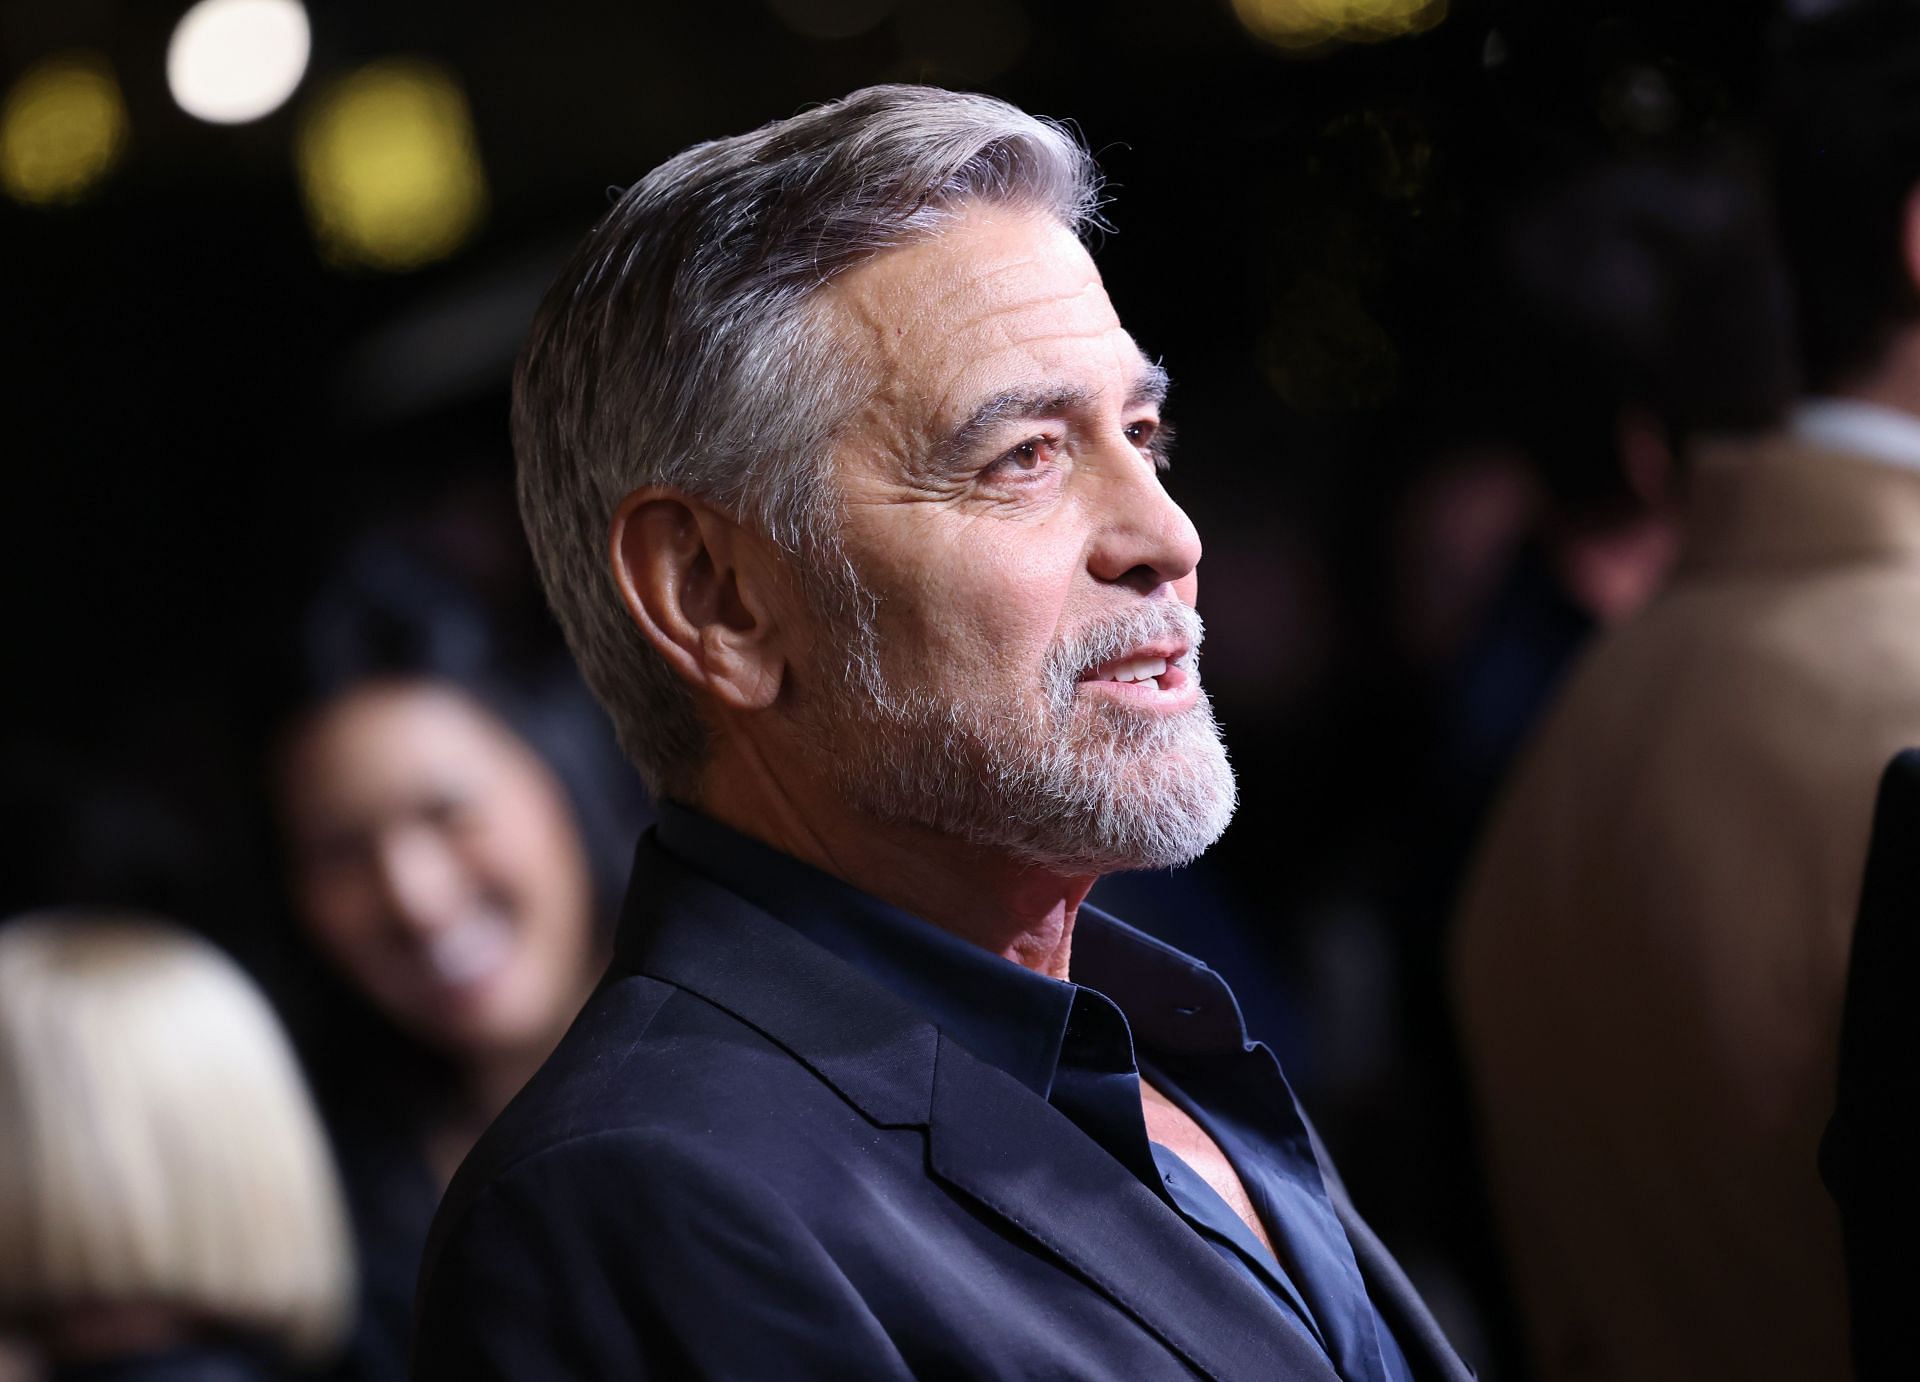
[413,85,1466,1381]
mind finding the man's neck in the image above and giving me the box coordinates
[696,757,1093,981]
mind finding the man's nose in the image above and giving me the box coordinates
[371,829,467,937]
[1086,441,1203,593]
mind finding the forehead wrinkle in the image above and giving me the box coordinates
[917,305,1135,416]
[903,209,1103,318]
[821,225,1104,368]
[830,223,1112,385]
[896,292,1117,424]
[939,268,1109,339]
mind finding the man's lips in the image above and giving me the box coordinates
[1080,643,1190,686]
[1076,643,1198,708]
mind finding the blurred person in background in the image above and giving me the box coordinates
[269,534,647,1381]
[1453,3,1920,1378]
[1431,147,1796,808]
[0,911,354,1382]
[1311,144,1799,1380]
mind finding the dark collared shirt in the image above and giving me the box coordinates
[656,803,1416,1382]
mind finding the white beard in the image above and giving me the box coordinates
[813,597,1238,874]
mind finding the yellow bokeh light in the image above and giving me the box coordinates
[295,60,488,272]
[1232,0,1447,51]
[0,51,129,207]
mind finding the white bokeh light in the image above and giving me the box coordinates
[167,0,311,125]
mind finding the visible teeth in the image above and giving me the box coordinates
[427,914,514,987]
[1105,655,1169,684]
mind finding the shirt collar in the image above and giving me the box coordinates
[652,803,1251,1095]
[1790,397,1920,474]
[654,802,1073,1097]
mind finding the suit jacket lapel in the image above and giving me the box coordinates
[615,841,937,1129]
[620,841,1433,1381]
[927,1031,1341,1382]
[1299,1118,1473,1382]
[1335,1210,1473,1382]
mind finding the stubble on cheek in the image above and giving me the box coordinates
[798,558,1236,870]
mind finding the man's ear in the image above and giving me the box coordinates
[608,488,787,711]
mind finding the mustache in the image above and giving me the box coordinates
[1044,601,1205,699]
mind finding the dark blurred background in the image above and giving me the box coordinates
[0,0,1809,1374]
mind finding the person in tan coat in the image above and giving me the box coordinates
[1452,5,1920,1379]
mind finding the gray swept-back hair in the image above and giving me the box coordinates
[514,85,1101,798]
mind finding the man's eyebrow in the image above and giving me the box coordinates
[1127,360,1171,411]
[922,385,1096,477]
[922,360,1172,476]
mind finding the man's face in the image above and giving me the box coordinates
[794,205,1235,873]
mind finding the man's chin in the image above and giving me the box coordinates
[822,682,1236,874]
[1001,735,1239,875]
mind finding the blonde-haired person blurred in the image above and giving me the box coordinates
[0,913,354,1381]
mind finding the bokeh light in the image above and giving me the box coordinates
[167,0,312,125]
[295,60,489,272]
[767,0,897,40]
[1232,0,1447,52]
[0,52,129,208]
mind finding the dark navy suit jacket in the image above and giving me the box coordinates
[412,836,1470,1380]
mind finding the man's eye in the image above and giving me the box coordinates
[1126,419,1174,471]
[986,435,1060,478]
